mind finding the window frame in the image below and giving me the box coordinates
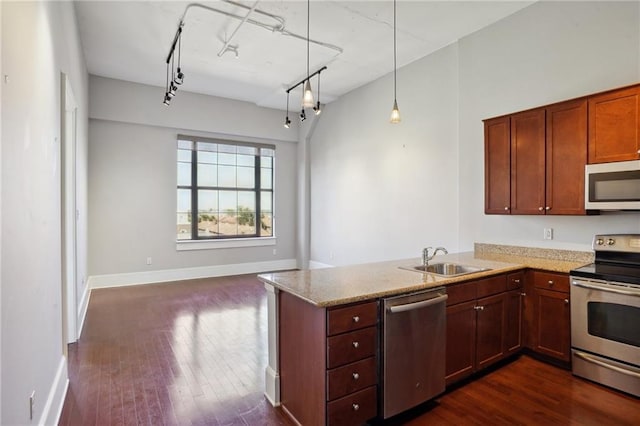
[176,134,275,242]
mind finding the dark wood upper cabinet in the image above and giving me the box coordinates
[588,85,640,164]
[511,109,546,215]
[484,116,511,214]
[546,99,587,215]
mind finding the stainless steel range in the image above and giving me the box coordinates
[570,234,640,397]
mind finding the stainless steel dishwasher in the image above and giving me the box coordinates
[381,287,447,419]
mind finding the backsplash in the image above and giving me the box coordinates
[475,243,594,264]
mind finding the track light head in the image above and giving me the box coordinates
[168,81,178,97]
[174,68,184,85]
[302,80,314,108]
[284,116,291,129]
[163,93,171,106]
[300,108,307,122]
[313,101,322,115]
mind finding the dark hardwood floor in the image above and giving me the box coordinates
[60,274,639,426]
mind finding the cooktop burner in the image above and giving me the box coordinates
[570,234,640,286]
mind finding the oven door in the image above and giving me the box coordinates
[570,277,640,367]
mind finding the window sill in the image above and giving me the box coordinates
[176,237,276,251]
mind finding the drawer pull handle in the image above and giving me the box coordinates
[352,341,359,348]
[520,292,526,297]
[352,315,360,323]
[548,280,554,286]
[474,305,484,311]
[352,404,360,411]
[352,372,360,380]
[513,279,520,283]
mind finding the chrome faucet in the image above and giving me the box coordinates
[422,246,448,266]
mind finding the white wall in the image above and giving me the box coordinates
[88,77,298,279]
[308,1,640,266]
[1,1,89,424]
[458,0,640,251]
[310,44,460,266]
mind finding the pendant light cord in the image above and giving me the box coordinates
[393,0,397,101]
[307,0,310,80]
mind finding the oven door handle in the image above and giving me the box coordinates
[572,280,640,297]
[574,351,640,379]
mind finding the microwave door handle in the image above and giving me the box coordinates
[572,281,640,297]
[574,351,640,379]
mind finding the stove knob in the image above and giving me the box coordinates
[596,238,604,246]
[607,238,615,246]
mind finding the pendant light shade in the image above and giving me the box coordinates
[390,99,401,123]
[390,0,401,124]
[302,80,314,108]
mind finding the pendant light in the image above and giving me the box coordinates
[390,0,401,124]
[302,0,315,108]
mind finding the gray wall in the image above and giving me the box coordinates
[1,1,89,423]
[88,77,298,277]
[309,1,640,267]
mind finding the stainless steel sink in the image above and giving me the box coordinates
[401,262,491,277]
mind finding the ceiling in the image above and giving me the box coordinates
[74,1,534,111]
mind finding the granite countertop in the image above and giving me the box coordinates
[258,246,593,308]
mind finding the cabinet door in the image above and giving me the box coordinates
[445,300,476,385]
[484,116,511,214]
[533,288,571,362]
[546,99,587,215]
[504,290,524,356]
[511,109,546,214]
[476,293,506,370]
[588,85,640,164]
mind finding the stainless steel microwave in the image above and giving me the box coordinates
[585,160,640,210]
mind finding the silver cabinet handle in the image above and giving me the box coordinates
[352,315,360,323]
[564,299,569,305]
[520,292,526,297]
[504,206,509,211]
[388,294,448,314]
[352,404,360,411]
[513,279,520,283]
[352,341,359,348]
[538,207,543,211]
[548,280,554,286]
[574,350,640,378]
[352,372,359,380]
[474,305,484,311]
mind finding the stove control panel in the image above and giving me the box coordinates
[593,234,640,252]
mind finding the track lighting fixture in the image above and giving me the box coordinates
[284,91,291,128]
[313,74,322,115]
[301,0,314,109]
[173,29,184,85]
[390,0,401,124]
[163,93,171,106]
[300,108,307,122]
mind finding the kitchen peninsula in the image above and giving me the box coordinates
[258,245,592,425]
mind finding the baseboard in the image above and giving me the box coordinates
[264,365,281,407]
[76,284,90,338]
[39,356,68,426]
[88,259,297,289]
[308,260,334,269]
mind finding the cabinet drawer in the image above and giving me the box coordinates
[327,327,376,369]
[507,271,524,290]
[327,386,377,426]
[327,357,376,401]
[533,271,569,292]
[476,274,507,298]
[327,301,377,336]
[446,281,477,306]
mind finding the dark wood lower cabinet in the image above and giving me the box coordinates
[445,300,476,385]
[504,289,525,356]
[533,288,571,361]
[476,293,506,369]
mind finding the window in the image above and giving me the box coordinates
[177,135,274,241]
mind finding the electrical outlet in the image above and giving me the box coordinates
[544,228,553,240]
[29,391,35,421]
[146,257,152,265]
